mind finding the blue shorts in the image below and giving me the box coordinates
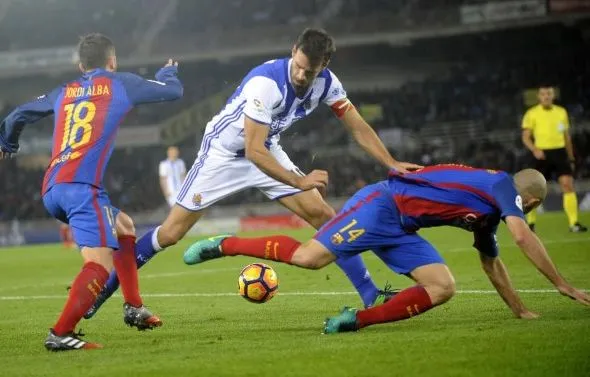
[314,182,444,275]
[43,183,120,249]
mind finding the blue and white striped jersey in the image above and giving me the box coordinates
[199,58,347,157]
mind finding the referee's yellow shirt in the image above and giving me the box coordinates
[521,104,569,150]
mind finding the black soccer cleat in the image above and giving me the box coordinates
[570,223,588,233]
[123,303,163,331]
[44,329,102,351]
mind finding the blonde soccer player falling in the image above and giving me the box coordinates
[185,165,590,333]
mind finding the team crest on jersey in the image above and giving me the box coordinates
[487,169,498,174]
[331,232,344,245]
[192,193,202,207]
[331,87,345,97]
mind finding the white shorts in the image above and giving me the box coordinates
[176,145,302,211]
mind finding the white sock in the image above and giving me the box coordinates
[152,226,164,252]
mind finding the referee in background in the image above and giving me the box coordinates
[521,85,587,233]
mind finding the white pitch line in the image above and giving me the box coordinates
[0,267,237,293]
[142,267,238,279]
[0,289,583,301]
[1,238,586,293]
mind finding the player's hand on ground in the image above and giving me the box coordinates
[296,169,328,192]
[557,285,590,306]
[391,161,423,174]
[517,310,540,319]
[164,58,179,68]
[532,149,545,160]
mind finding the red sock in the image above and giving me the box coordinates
[53,262,109,336]
[113,236,142,307]
[221,235,301,264]
[356,285,434,329]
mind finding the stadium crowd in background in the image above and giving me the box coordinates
[1,21,590,221]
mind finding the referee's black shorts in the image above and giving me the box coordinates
[535,148,573,180]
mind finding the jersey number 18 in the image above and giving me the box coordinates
[60,100,96,152]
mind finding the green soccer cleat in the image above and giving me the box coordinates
[183,235,231,265]
[323,307,359,334]
[371,283,400,307]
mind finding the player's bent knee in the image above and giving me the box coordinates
[293,256,324,269]
[115,211,136,237]
[425,277,456,306]
[290,242,335,269]
[412,264,456,305]
[81,247,114,273]
[306,205,336,229]
[289,251,319,269]
[439,278,456,302]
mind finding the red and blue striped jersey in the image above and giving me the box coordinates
[387,164,525,257]
[0,67,183,194]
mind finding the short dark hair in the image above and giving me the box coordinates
[78,33,115,70]
[295,28,335,66]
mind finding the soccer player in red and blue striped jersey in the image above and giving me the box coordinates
[0,34,183,350]
[183,165,590,333]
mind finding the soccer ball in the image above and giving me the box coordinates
[238,263,279,303]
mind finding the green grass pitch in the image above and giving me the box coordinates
[0,212,588,377]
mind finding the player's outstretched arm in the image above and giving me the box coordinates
[0,92,56,158]
[337,105,422,174]
[119,59,183,105]
[478,253,538,318]
[505,215,590,305]
[244,116,327,191]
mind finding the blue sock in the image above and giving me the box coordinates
[334,255,379,307]
[98,227,162,305]
[134,227,162,268]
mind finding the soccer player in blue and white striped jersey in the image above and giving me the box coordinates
[159,146,187,207]
[85,28,421,318]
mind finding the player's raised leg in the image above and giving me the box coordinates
[185,182,395,271]
[277,188,384,307]
[184,233,335,269]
